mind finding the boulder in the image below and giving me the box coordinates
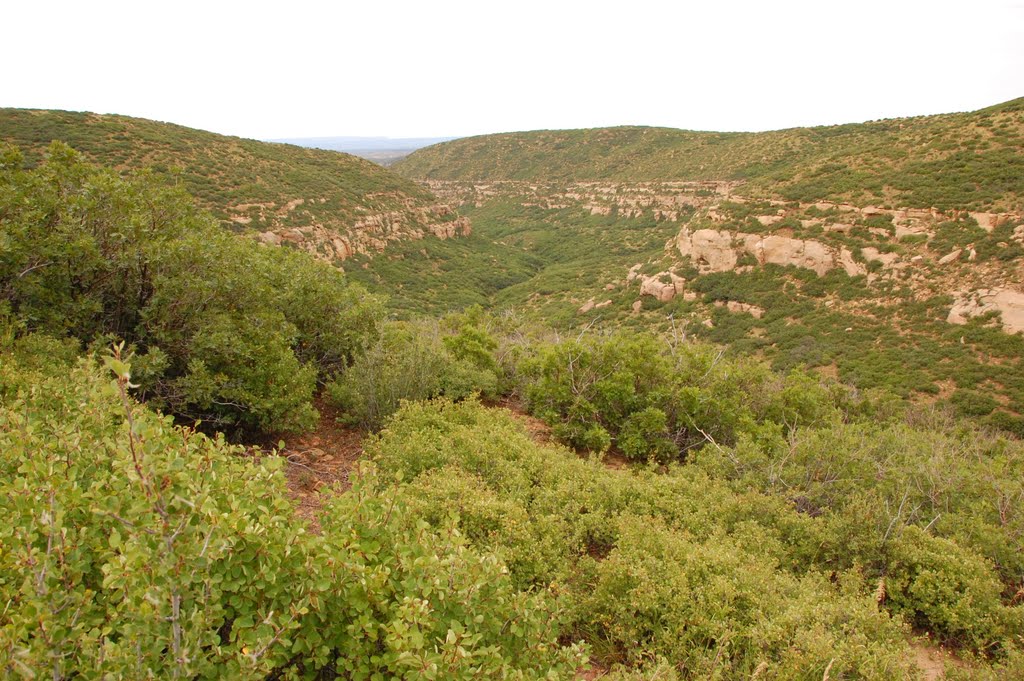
[755,215,783,227]
[755,235,835,276]
[716,300,765,318]
[861,247,899,269]
[639,272,686,302]
[937,249,962,265]
[839,247,866,276]
[969,212,998,232]
[258,231,282,246]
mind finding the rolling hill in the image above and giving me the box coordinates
[357,100,1024,434]
[0,108,470,264]
[4,103,1024,678]
[395,97,1024,212]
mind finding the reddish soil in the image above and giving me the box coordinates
[912,643,950,680]
[276,398,366,532]
[494,396,630,471]
[494,396,554,445]
[575,664,609,680]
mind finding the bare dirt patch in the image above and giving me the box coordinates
[911,640,969,680]
[576,664,609,680]
[496,397,631,471]
[277,398,366,531]
[495,396,554,445]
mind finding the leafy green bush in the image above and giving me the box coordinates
[172,312,318,432]
[364,398,932,676]
[886,527,1021,648]
[0,349,583,678]
[520,332,845,461]
[580,517,913,678]
[327,317,500,430]
[0,142,381,435]
[695,419,1024,647]
[617,407,674,460]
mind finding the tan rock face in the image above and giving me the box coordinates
[968,211,1018,233]
[755,215,783,227]
[948,289,1024,334]
[249,200,471,265]
[639,271,687,302]
[714,300,765,318]
[861,247,900,269]
[895,224,928,239]
[427,216,472,240]
[677,227,858,277]
[756,235,834,276]
[839,248,866,276]
[676,228,738,271]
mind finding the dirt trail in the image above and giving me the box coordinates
[278,398,366,532]
[495,397,629,470]
[911,640,969,680]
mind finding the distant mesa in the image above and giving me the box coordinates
[270,136,460,166]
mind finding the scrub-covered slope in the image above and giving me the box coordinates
[396,97,1024,212]
[1,108,470,263]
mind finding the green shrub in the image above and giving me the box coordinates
[951,389,1000,417]
[172,312,318,433]
[886,527,1021,648]
[327,318,499,430]
[618,407,674,461]
[579,517,914,678]
[521,332,844,461]
[0,351,583,678]
[0,142,381,435]
[365,399,929,676]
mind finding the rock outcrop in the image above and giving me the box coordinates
[860,247,900,270]
[676,227,866,277]
[639,271,687,302]
[425,179,737,225]
[714,300,765,318]
[249,202,471,264]
[947,289,1024,334]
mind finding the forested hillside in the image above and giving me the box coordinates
[0,108,470,263]
[396,98,1024,212]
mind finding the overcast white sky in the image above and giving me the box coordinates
[4,0,1022,140]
